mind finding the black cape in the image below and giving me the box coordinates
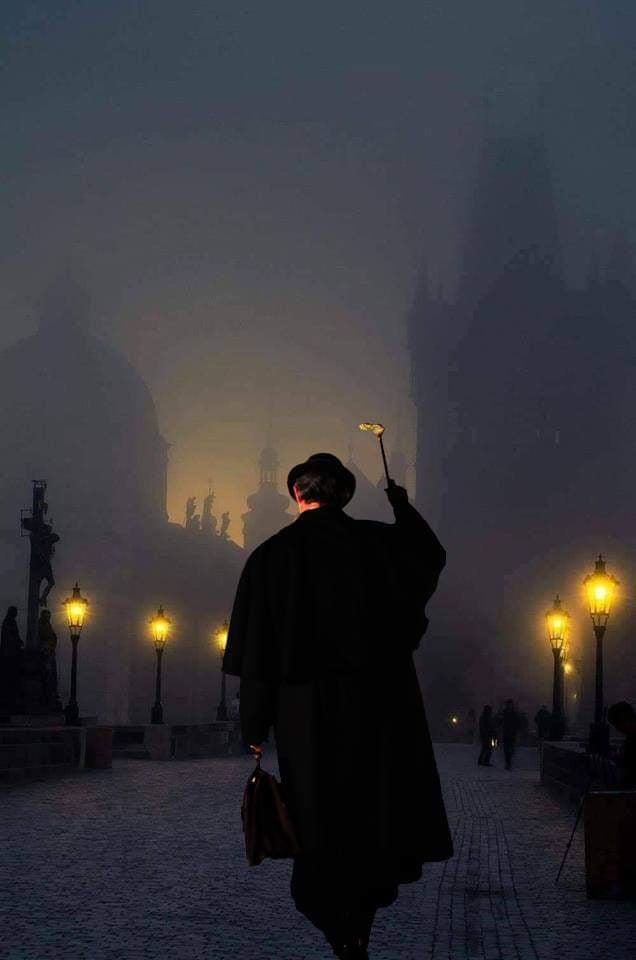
[223,500,453,928]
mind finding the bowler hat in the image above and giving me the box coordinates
[286,453,356,504]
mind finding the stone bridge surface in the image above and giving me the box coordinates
[1,744,633,960]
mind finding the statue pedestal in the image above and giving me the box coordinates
[19,648,63,718]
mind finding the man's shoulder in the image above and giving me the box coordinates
[244,522,300,563]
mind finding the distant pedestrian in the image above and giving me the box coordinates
[607,701,636,787]
[466,708,477,744]
[534,706,552,741]
[477,705,496,766]
[229,690,240,720]
[498,699,521,770]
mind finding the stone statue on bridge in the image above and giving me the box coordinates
[38,609,62,711]
[201,490,218,535]
[0,606,23,716]
[21,482,60,617]
[185,496,200,531]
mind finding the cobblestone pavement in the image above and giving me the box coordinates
[1,745,634,960]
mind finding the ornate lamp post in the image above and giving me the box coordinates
[562,645,572,717]
[63,583,89,726]
[150,606,170,724]
[583,555,618,756]
[545,595,569,740]
[214,619,229,721]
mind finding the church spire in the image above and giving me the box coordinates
[242,440,291,551]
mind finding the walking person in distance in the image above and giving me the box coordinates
[498,699,522,770]
[477,705,496,766]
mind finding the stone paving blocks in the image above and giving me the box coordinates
[0,744,634,958]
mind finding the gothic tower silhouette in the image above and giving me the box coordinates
[410,126,636,725]
[448,132,566,559]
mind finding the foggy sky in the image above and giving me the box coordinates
[1,1,636,535]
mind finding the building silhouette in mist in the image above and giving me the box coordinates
[0,286,243,723]
[410,131,636,728]
[240,442,399,552]
[241,445,292,551]
[0,293,169,535]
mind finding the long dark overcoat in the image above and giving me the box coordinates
[223,499,453,929]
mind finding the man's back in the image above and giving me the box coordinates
[236,502,444,682]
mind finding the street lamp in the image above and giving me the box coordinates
[150,606,170,724]
[214,619,229,721]
[562,646,572,716]
[545,594,569,740]
[583,555,618,756]
[63,582,89,726]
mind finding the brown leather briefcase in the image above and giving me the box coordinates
[241,754,301,866]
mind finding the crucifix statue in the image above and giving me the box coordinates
[21,480,60,650]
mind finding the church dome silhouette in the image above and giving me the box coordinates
[0,304,168,534]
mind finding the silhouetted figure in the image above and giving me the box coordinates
[229,691,240,720]
[0,606,23,714]
[498,700,522,770]
[201,491,217,534]
[607,701,636,787]
[219,511,230,540]
[534,705,552,741]
[38,609,61,710]
[37,526,58,607]
[185,496,200,531]
[224,453,452,959]
[478,705,496,766]
[21,481,60,632]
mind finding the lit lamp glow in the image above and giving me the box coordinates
[583,555,618,756]
[545,595,569,740]
[583,555,618,629]
[546,595,569,653]
[64,583,89,638]
[149,606,171,724]
[215,618,230,720]
[63,582,89,726]
[214,619,229,657]
[150,606,171,650]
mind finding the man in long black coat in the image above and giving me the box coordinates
[223,453,452,959]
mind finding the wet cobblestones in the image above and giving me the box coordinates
[0,744,634,959]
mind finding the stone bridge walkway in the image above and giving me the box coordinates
[1,744,634,959]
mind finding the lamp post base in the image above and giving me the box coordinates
[216,703,228,721]
[151,703,163,724]
[64,701,80,726]
[549,716,566,741]
[587,721,610,757]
